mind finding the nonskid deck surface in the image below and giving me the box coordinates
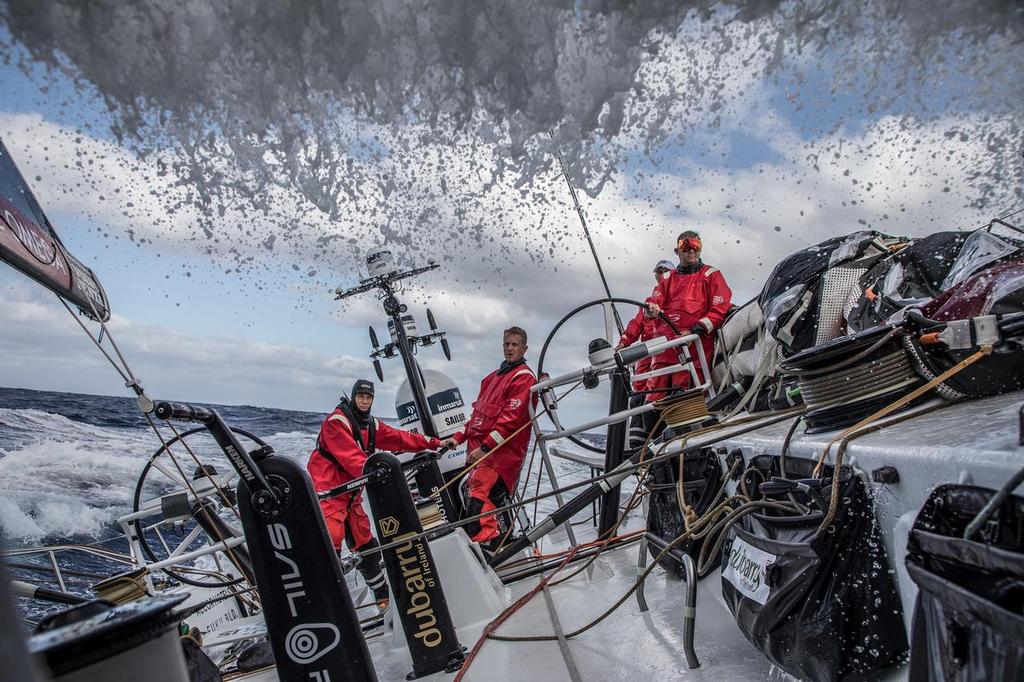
[365,529,771,681]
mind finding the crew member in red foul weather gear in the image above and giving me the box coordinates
[638,231,732,401]
[619,259,675,447]
[307,379,448,611]
[619,259,676,393]
[450,326,537,548]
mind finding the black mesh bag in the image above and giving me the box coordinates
[906,484,1024,682]
[759,231,898,356]
[720,455,908,682]
[645,448,722,578]
[847,231,969,332]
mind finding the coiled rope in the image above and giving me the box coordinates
[654,390,710,428]
[797,349,918,410]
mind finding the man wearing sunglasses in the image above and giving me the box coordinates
[643,231,732,400]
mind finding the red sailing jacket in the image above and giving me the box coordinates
[646,263,733,380]
[620,290,661,391]
[452,360,537,490]
[308,405,441,518]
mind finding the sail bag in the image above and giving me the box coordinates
[906,484,1024,682]
[720,455,908,682]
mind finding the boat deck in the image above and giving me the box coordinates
[365,535,772,681]
[233,392,1024,681]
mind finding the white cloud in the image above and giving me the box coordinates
[1,25,1017,429]
[0,273,369,411]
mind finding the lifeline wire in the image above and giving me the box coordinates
[360,410,800,560]
[430,380,583,501]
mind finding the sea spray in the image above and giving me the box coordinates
[0,0,1019,284]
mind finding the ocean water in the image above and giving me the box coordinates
[0,385,611,610]
[0,386,608,546]
[0,386,331,546]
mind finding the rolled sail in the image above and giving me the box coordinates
[0,140,110,321]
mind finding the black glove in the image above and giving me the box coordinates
[690,323,708,336]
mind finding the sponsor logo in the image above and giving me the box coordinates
[428,387,465,413]
[397,401,418,426]
[1,206,59,265]
[378,516,400,537]
[394,531,444,648]
[443,413,466,427]
[267,523,339,674]
[712,295,724,304]
[507,398,521,409]
[722,536,776,605]
[224,444,257,482]
[284,623,341,665]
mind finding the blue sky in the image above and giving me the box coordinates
[0,9,1020,424]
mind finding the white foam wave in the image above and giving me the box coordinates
[0,407,138,450]
[262,430,319,463]
[0,408,155,543]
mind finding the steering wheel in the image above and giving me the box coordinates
[130,426,268,588]
[536,297,683,454]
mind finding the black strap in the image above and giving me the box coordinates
[336,400,376,455]
[497,358,527,375]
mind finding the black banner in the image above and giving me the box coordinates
[0,140,110,321]
[398,387,465,428]
[237,456,377,682]
[363,452,464,678]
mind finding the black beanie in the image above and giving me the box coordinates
[351,379,375,398]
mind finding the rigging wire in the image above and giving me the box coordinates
[55,293,256,595]
[550,140,624,335]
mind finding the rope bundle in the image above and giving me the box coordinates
[654,389,710,428]
[782,326,921,433]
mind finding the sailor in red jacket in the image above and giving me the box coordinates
[619,259,676,393]
[307,379,445,610]
[620,259,675,446]
[450,326,537,546]
[641,231,732,401]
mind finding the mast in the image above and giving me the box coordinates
[380,281,437,439]
[553,147,624,335]
[335,251,451,439]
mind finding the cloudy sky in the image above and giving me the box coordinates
[1,2,1021,422]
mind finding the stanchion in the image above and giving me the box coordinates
[598,367,630,536]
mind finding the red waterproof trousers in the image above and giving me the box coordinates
[452,360,537,543]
